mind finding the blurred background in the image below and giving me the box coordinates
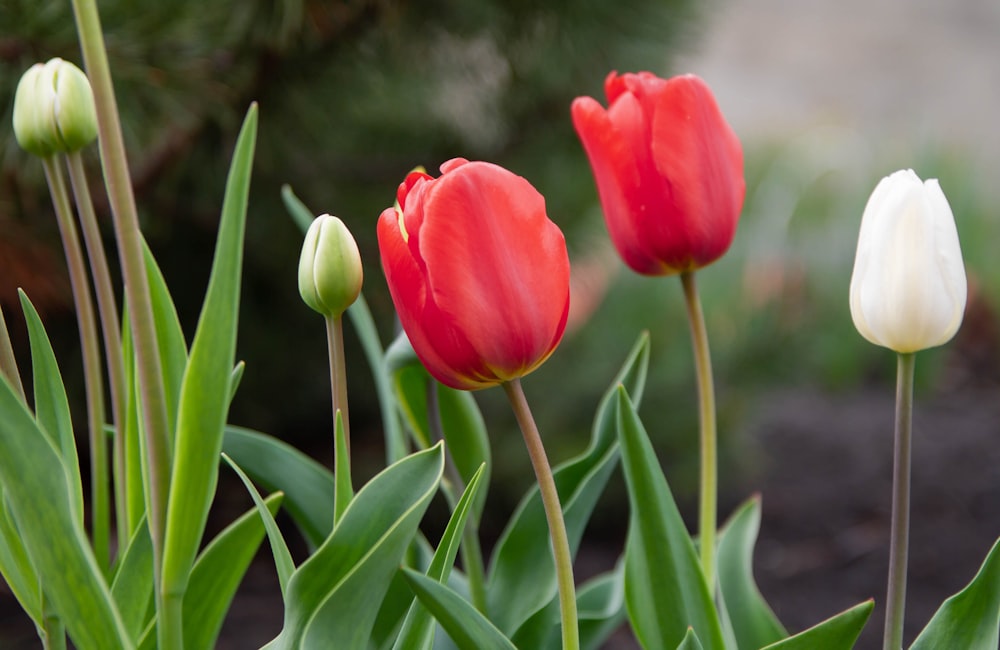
[1,0,998,647]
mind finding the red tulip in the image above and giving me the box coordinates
[571,72,745,276]
[377,158,570,390]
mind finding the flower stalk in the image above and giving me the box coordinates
[680,271,718,592]
[41,156,110,572]
[503,379,578,650]
[884,352,915,650]
[326,314,351,458]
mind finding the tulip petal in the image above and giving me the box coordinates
[416,162,569,382]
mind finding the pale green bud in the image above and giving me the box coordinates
[298,214,363,318]
[849,169,967,353]
[12,58,98,157]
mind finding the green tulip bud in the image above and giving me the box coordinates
[12,58,98,157]
[298,214,363,318]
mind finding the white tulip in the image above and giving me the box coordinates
[849,169,967,353]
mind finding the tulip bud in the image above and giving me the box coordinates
[849,169,967,353]
[13,58,98,156]
[298,214,363,318]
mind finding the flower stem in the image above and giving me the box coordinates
[502,379,578,650]
[680,270,718,592]
[42,156,110,573]
[69,0,172,621]
[64,151,129,553]
[884,352,915,650]
[326,315,350,459]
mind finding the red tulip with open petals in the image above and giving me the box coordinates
[572,72,745,276]
[377,158,570,390]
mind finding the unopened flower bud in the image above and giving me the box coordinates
[298,214,363,318]
[849,169,967,353]
[13,58,98,156]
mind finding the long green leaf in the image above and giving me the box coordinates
[222,453,295,596]
[394,464,486,650]
[488,332,650,637]
[223,425,334,548]
[333,410,353,526]
[282,184,407,464]
[717,496,787,649]
[677,628,705,650]
[19,290,84,520]
[0,303,25,400]
[760,600,873,650]
[617,386,726,650]
[910,536,1000,650]
[0,494,41,625]
[266,443,444,649]
[0,377,131,649]
[161,104,257,596]
[403,568,518,650]
[110,518,154,642]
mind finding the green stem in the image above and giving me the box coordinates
[64,151,129,553]
[40,598,67,650]
[680,270,718,593]
[42,157,110,573]
[326,315,350,458]
[68,0,172,610]
[502,379,578,650]
[427,381,488,614]
[884,352,915,650]
[159,592,184,650]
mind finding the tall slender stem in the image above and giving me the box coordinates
[502,379,578,650]
[884,352,915,650]
[42,157,110,572]
[68,0,172,620]
[680,270,718,592]
[326,315,350,458]
[64,151,129,552]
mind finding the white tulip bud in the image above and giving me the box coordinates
[849,169,967,353]
[13,58,98,156]
[298,214,363,318]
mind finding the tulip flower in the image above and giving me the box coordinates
[377,158,570,391]
[571,71,744,276]
[298,214,364,319]
[849,169,967,353]
[13,58,98,157]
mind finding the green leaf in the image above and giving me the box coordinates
[283,184,407,464]
[390,345,490,517]
[222,453,295,596]
[18,290,84,520]
[333,410,353,526]
[394,464,487,650]
[760,600,873,650]
[677,628,705,650]
[402,568,518,650]
[717,496,787,649]
[910,536,1000,650]
[223,425,334,548]
[488,332,650,637]
[0,494,41,625]
[0,377,131,649]
[616,387,726,650]
[266,443,444,649]
[578,564,627,650]
[229,360,245,404]
[0,303,25,400]
[160,104,257,597]
[183,491,284,649]
[110,519,154,642]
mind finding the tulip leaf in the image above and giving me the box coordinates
[283,184,407,464]
[0,492,41,625]
[394,464,486,650]
[677,628,705,650]
[716,496,787,649]
[616,386,727,650]
[402,568,518,650]
[488,332,650,637]
[525,563,627,650]
[222,453,295,596]
[18,290,84,520]
[265,443,444,649]
[0,376,131,649]
[222,425,334,548]
[0,304,25,400]
[333,410,353,526]
[110,518,154,642]
[759,600,873,650]
[910,536,1000,650]
[160,104,257,599]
